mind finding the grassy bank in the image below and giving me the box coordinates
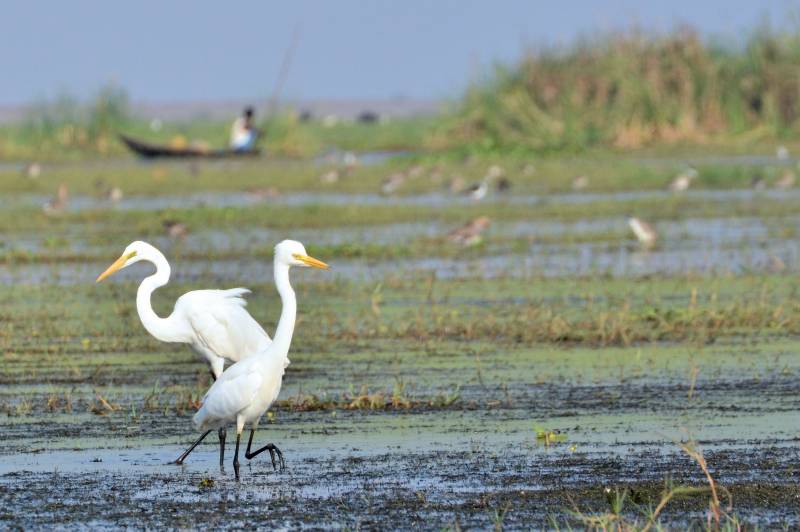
[434,27,800,153]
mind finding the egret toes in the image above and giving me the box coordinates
[245,429,285,471]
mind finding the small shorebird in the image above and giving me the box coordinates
[343,151,358,169]
[751,175,766,191]
[319,169,340,184]
[572,175,589,191]
[496,177,512,192]
[669,166,698,192]
[776,170,796,189]
[246,187,281,201]
[107,186,124,203]
[447,216,491,246]
[42,184,69,216]
[627,216,657,248]
[23,162,42,179]
[163,220,189,239]
[381,171,406,195]
[464,178,490,201]
[776,145,790,160]
[448,175,466,193]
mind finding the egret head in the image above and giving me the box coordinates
[275,240,329,270]
[96,241,160,282]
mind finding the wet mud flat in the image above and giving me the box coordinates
[2,364,799,529]
[1,427,798,529]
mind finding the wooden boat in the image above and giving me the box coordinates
[119,134,260,159]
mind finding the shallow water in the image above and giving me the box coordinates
[8,185,800,214]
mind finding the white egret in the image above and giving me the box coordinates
[627,216,657,248]
[192,240,329,480]
[95,240,272,466]
[669,166,697,193]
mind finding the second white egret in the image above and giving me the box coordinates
[192,240,329,480]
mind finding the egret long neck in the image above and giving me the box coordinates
[271,260,296,355]
[136,253,183,343]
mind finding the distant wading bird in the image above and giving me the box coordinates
[42,183,69,216]
[447,216,491,246]
[627,216,657,248]
[669,166,697,193]
[95,241,273,466]
[193,240,329,480]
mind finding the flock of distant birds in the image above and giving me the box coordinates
[23,144,798,250]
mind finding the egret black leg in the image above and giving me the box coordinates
[233,432,241,481]
[218,428,226,468]
[244,429,285,471]
[174,430,211,465]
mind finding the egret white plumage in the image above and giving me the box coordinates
[95,241,273,466]
[192,240,329,480]
[627,216,657,248]
[669,166,697,193]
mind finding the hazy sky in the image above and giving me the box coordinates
[0,0,794,105]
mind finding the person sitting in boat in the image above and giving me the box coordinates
[230,106,259,151]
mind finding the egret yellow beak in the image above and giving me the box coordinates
[293,253,329,270]
[96,251,137,282]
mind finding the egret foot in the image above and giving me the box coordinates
[174,430,212,465]
[244,429,286,471]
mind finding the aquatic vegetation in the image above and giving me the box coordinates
[436,26,800,153]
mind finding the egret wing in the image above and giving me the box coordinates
[200,370,263,421]
[180,288,271,362]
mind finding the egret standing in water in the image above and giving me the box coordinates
[193,240,329,480]
[95,241,272,466]
[627,216,657,249]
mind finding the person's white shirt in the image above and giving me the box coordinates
[230,117,255,150]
